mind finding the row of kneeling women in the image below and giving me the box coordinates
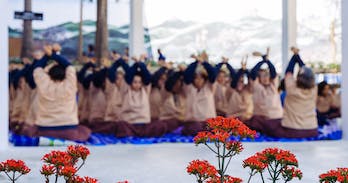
[9,46,341,142]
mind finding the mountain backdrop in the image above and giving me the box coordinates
[9,15,340,69]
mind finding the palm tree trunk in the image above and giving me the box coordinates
[20,0,33,58]
[95,0,108,65]
[77,0,84,61]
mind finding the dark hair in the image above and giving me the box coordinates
[48,65,66,82]
[92,69,107,90]
[279,79,286,91]
[88,44,94,52]
[318,81,328,96]
[295,67,315,90]
[165,71,183,92]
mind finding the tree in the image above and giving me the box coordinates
[77,0,84,61]
[95,0,109,64]
[20,0,33,58]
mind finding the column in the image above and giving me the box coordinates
[129,0,145,58]
[282,0,297,73]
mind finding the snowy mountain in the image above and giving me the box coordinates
[9,16,339,69]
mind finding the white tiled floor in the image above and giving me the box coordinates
[0,141,347,182]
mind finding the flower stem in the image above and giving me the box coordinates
[247,172,253,183]
[12,172,15,183]
[260,172,266,183]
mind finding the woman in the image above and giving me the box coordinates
[226,57,253,122]
[245,49,283,132]
[214,57,236,116]
[117,56,167,137]
[25,45,91,141]
[182,52,217,135]
[263,48,318,138]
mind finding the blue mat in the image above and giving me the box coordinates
[9,120,342,146]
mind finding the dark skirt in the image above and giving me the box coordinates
[317,107,341,126]
[87,121,118,135]
[132,122,168,137]
[19,124,91,142]
[246,115,318,138]
[180,121,207,136]
[154,119,181,134]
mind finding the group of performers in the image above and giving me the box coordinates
[8,44,341,142]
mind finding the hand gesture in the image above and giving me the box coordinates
[221,56,229,63]
[241,55,248,70]
[52,43,62,53]
[43,45,53,56]
[290,46,299,54]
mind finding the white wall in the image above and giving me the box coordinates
[341,0,348,140]
[0,0,9,150]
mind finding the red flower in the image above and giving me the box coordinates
[225,141,243,153]
[243,154,268,172]
[282,166,303,181]
[206,116,257,139]
[1,159,31,175]
[40,164,55,176]
[67,145,90,161]
[187,160,218,181]
[206,175,243,183]
[320,168,348,183]
[261,148,298,166]
[194,131,214,144]
[117,181,129,183]
[83,176,98,183]
[71,175,85,183]
[42,150,73,167]
[59,165,77,178]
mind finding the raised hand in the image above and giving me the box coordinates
[252,51,263,57]
[112,52,121,61]
[43,45,53,56]
[290,46,300,54]
[131,56,139,62]
[52,43,62,53]
[221,56,229,63]
[241,55,248,70]
[200,51,208,62]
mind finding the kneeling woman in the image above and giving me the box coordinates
[30,45,91,141]
[263,48,318,138]
[117,56,167,137]
[182,53,217,136]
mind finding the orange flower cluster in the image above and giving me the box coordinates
[41,145,97,183]
[262,148,298,166]
[67,145,90,161]
[243,148,302,182]
[206,175,243,183]
[189,117,250,183]
[206,116,257,139]
[320,168,348,183]
[71,176,98,183]
[40,164,55,176]
[42,150,73,167]
[187,160,218,181]
[0,159,30,175]
[282,166,303,182]
[243,154,268,172]
[194,116,256,145]
[0,159,30,183]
